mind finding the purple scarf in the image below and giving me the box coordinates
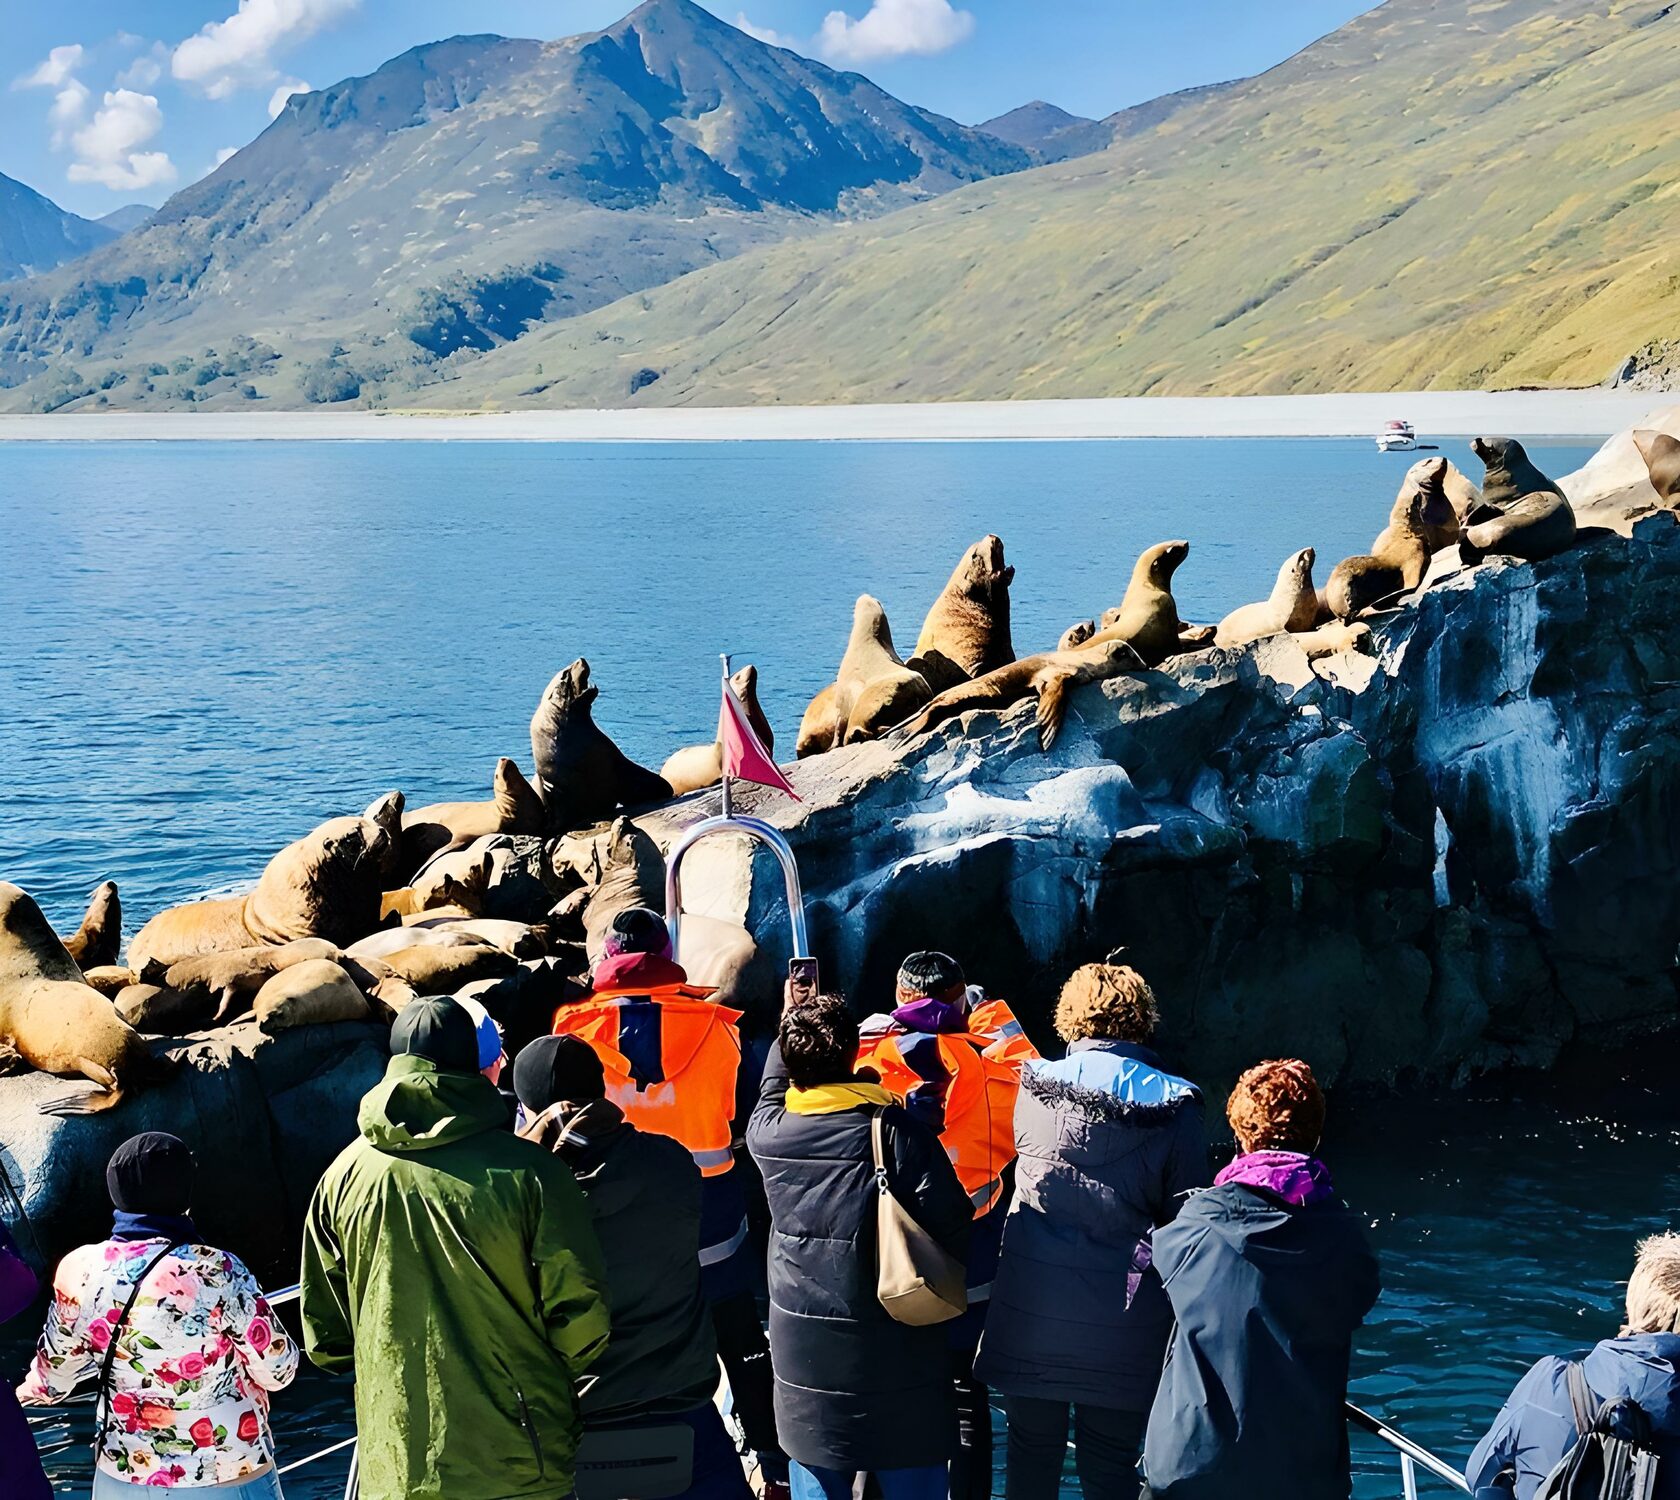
[1215,1150,1336,1206]
[891,996,968,1034]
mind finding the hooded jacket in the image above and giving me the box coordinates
[301,1055,610,1500]
[519,1099,718,1422]
[976,1040,1208,1411]
[1140,1159,1380,1500]
[1466,1334,1680,1499]
[0,1222,50,1500]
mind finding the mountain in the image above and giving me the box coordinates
[422,0,1680,410]
[0,174,114,283]
[0,0,1026,408]
[978,102,1112,163]
[97,205,157,234]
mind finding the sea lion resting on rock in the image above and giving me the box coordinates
[400,760,543,875]
[0,882,168,1112]
[661,665,775,797]
[901,637,1145,752]
[1460,437,1577,564]
[1325,485,1433,621]
[909,534,1016,693]
[1635,430,1680,502]
[253,959,369,1035]
[128,814,390,973]
[62,881,121,969]
[1059,621,1096,651]
[796,684,840,759]
[382,850,495,922]
[531,660,672,832]
[1215,548,1319,648]
[115,982,214,1038]
[1381,457,1465,556]
[828,596,934,746]
[1083,542,1214,666]
[141,936,343,1024]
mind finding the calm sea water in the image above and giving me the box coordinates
[6,436,1654,1500]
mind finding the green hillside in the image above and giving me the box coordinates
[424,0,1680,409]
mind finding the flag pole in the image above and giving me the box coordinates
[719,651,733,821]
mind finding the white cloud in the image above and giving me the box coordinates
[67,90,178,192]
[117,43,170,89]
[14,44,85,90]
[173,0,359,99]
[267,77,310,117]
[817,0,975,63]
[48,79,92,146]
[214,146,240,167]
[732,13,801,49]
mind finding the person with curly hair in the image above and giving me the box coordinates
[1140,1058,1380,1500]
[977,964,1207,1500]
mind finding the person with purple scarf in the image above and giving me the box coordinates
[1,1218,51,1500]
[1139,1059,1380,1500]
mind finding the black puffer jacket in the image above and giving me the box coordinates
[745,1045,972,1473]
[976,1040,1208,1411]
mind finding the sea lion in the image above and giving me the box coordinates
[1081,542,1210,667]
[411,836,564,925]
[128,814,391,972]
[1380,458,1463,555]
[1325,486,1433,620]
[1215,548,1319,648]
[530,660,673,831]
[62,881,121,968]
[909,534,1016,692]
[143,937,344,1024]
[796,684,839,759]
[900,637,1145,752]
[1059,621,1097,651]
[377,941,519,992]
[832,596,934,746]
[82,965,136,998]
[661,665,776,797]
[382,850,495,922]
[1634,430,1680,502]
[114,983,215,1038]
[253,959,369,1035]
[400,916,547,959]
[1460,437,1577,564]
[343,925,490,962]
[401,759,544,874]
[0,882,168,1112]
[363,791,406,885]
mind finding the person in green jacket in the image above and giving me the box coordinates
[301,996,611,1500]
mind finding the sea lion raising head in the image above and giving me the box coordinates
[401,758,544,876]
[1325,487,1433,621]
[1386,457,1462,554]
[661,664,776,797]
[1460,437,1577,565]
[910,534,1017,691]
[1634,430,1680,503]
[1081,541,1210,666]
[831,595,933,746]
[62,880,121,969]
[1215,547,1319,648]
[530,659,674,831]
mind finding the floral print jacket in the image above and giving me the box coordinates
[17,1238,299,1486]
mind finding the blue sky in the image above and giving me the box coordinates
[4,0,1375,219]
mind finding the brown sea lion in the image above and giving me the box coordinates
[1215,548,1319,648]
[796,683,840,759]
[1634,430,1680,502]
[1381,457,1463,555]
[1081,542,1208,667]
[832,596,934,746]
[531,660,673,831]
[0,882,168,1112]
[401,759,544,874]
[909,534,1016,692]
[1460,437,1577,564]
[378,941,519,992]
[128,814,391,972]
[363,791,406,885]
[253,959,369,1034]
[1059,621,1097,651]
[114,983,215,1037]
[382,850,495,921]
[82,965,136,998]
[661,665,776,797]
[62,881,121,968]
[901,637,1145,752]
[143,937,344,1023]
[1325,487,1433,620]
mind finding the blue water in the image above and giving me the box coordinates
[6,435,1653,1500]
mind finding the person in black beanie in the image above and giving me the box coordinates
[513,1035,750,1500]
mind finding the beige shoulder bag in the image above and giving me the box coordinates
[871,1108,967,1326]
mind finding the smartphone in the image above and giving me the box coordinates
[787,956,821,1007]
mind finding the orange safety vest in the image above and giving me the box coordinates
[552,983,744,1178]
[855,998,1039,1217]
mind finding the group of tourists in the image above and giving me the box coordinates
[6,912,1680,1500]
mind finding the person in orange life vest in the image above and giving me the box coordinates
[856,951,1041,1500]
[552,907,790,1495]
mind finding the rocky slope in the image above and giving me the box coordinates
[0,172,114,283]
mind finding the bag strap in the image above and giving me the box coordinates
[1565,1361,1599,1440]
[96,1241,185,1432]
[870,1107,889,1183]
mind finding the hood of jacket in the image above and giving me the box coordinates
[1178,1172,1364,1280]
[519,1099,642,1207]
[1216,1150,1336,1207]
[591,951,690,995]
[1022,1040,1199,1125]
[358,1054,510,1153]
[1583,1334,1680,1431]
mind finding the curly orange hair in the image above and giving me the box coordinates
[1227,1058,1325,1155]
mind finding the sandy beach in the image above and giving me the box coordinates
[0,388,1672,442]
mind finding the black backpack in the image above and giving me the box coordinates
[1535,1362,1662,1500]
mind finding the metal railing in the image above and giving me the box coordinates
[664,813,810,964]
[1348,1402,1473,1495]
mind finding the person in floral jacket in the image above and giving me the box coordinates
[16,1132,298,1496]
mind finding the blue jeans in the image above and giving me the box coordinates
[93,1468,283,1498]
[789,1461,949,1500]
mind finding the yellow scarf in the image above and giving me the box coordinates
[786,1081,896,1116]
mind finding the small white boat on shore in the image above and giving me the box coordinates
[1376,420,1418,452]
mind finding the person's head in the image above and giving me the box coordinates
[455,995,508,1085]
[1054,963,1159,1045]
[1624,1232,1680,1336]
[602,907,672,962]
[1226,1058,1325,1157]
[779,993,859,1089]
[895,951,965,1007]
[390,995,481,1074]
[511,1035,607,1116]
[106,1132,195,1217]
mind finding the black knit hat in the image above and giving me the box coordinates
[512,1035,606,1113]
[106,1132,195,1215]
[896,951,966,998]
[390,996,480,1073]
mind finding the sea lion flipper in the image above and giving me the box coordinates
[0,1041,26,1077]
[1036,670,1076,751]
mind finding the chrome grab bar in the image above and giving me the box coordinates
[1347,1402,1471,1493]
[664,814,810,964]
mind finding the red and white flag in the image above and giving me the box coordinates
[718,677,800,800]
